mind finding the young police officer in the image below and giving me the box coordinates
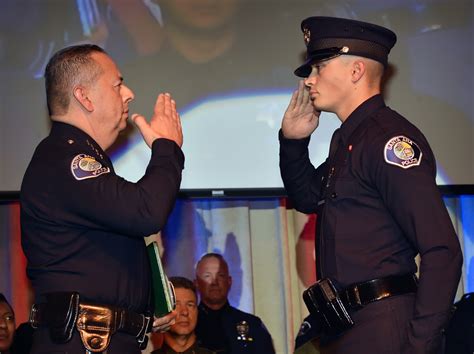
[279,17,462,353]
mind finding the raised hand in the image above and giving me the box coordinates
[131,93,183,148]
[281,80,320,139]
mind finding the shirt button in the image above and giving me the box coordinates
[331,192,338,199]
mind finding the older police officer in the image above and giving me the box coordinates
[279,17,462,353]
[21,44,183,353]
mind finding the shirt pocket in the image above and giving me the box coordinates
[331,177,359,203]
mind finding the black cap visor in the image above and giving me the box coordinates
[294,47,344,77]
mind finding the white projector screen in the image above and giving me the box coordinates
[0,0,472,193]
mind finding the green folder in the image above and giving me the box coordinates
[146,241,176,316]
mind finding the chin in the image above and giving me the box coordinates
[119,119,128,130]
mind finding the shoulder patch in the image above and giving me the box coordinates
[71,154,110,180]
[384,136,422,169]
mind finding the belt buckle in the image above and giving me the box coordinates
[29,304,39,329]
[137,315,151,350]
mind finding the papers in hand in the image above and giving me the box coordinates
[146,241,176,317]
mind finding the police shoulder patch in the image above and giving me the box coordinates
[384,135,422,169]
[71,154,110,180]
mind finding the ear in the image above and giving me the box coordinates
[73,85,94,112]
[228,275,233,289]
[350,60,366,83]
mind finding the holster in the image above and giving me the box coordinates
[29,292,80,343]
[76,303,116,352]
[30,292,151,353]
[303,278,354,337]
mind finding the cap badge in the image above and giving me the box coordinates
[384,136,422,169]
[71,154,110,180]
[341,46,349,53]
[303,27,311,45]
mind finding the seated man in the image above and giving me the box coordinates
[194,253,275,354]
[0,293,15,354]
[153,276,214,354]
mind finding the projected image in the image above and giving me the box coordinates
[0,0,472,191]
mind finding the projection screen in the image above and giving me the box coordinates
[0,0,472,194]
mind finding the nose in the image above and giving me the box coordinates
[304,66,318,88]
[122,84,135,103]
[177,304,188,317]
[304,75,316,89]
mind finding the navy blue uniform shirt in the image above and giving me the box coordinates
[21,121,184,313]
[196,302,275,354]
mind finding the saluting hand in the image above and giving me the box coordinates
[131,93,183,148]
[281,80,320,139]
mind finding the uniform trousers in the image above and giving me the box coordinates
[321,294,415,354]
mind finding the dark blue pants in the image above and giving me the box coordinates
[321,294,416,354]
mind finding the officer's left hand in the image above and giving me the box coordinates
[152,310,177,333]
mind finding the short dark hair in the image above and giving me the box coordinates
[44,44,106,116]
[169,276,197,297]
[0,293,13,311]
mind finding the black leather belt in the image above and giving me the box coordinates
[341,273,418,310]
[29,292,152,352]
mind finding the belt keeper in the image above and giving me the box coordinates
[350,286,363,309]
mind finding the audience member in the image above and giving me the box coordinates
[0,294,15,354]
[152,276,215,354]
[194,253,275,354]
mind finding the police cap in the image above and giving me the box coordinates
[294,16,397,77]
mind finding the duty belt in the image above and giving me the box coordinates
[29,292,152,352]
[341,273,418,310]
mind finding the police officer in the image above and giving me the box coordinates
[279,17,462,353]
[21,44,183,353]
[194,253,275,354]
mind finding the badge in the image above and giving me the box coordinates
[236,321,253,343]
[71,154,110,180]
[384,136,422,169]
[303,26,311,46]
